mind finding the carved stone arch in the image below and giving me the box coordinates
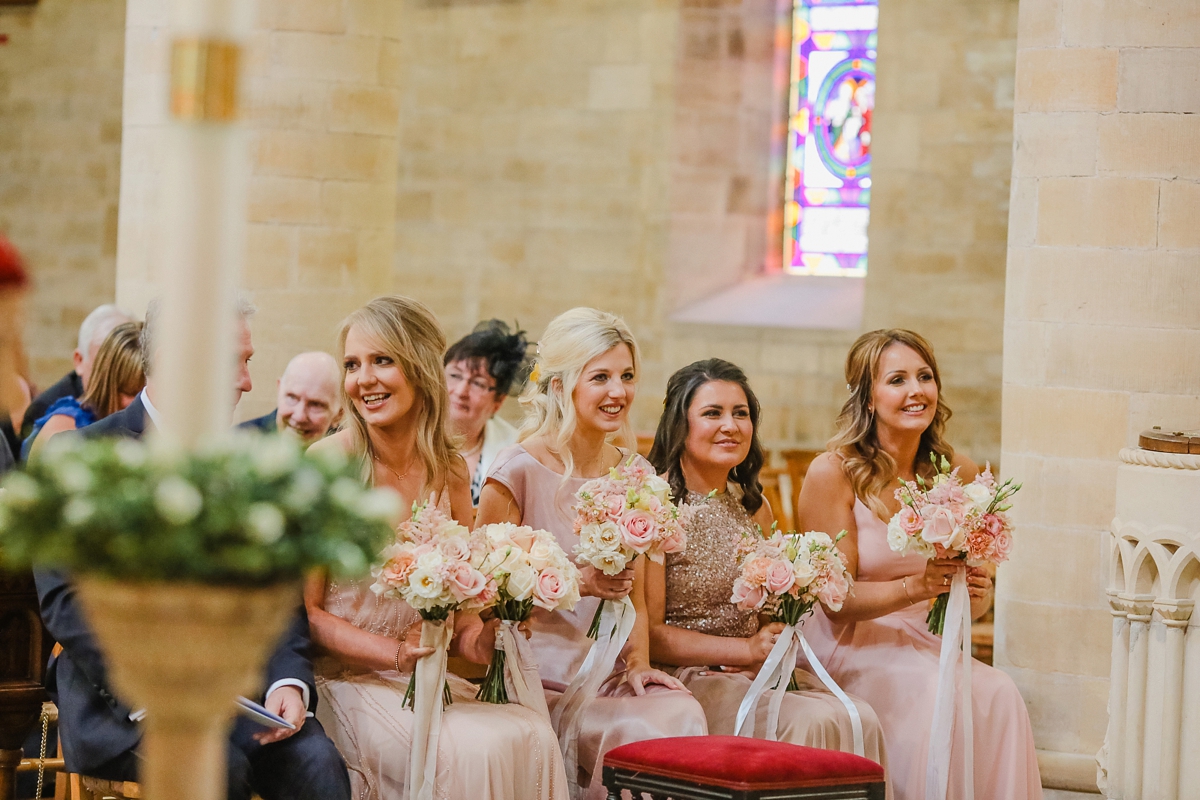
[1129,540,1166,596]
[1163,548,1200,604]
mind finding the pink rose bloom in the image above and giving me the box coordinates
[604,493,627,522]
[534,567,569,609]
[446,562,487,601]
[816,568,850,611]
[983,513,1004,537]
[731,579,767,611]
[742,555,772,585]
[993,529,1013,561]
[476,578,499,606]
[620,509,657,553]
[644,495,663,514]
[381,550,416,585]
[658,525,686,555]
[510,526,537,552]
[438,537,471,563]
[898,505,923,535]
[920,505,960,549]
[764,559,796,595]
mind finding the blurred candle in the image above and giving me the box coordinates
[155,0,255,447]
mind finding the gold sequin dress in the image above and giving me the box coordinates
[664,490,890,781]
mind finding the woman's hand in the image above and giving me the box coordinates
[395,621,436,673]
[746,622,786,664]
[625,663,690,696]
[914,558,961,601]
[459,617,534,664]
[968,566,994,620]
[580,565,634,601]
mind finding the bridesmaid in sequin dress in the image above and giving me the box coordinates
[644,359,888,780]
[305,297,568,800]
[477,308,707,800]
[797,330,1041,800]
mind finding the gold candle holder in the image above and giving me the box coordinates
[170,38,241,122]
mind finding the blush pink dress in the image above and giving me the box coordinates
[487,445,708,800]
[801,499,1042,800]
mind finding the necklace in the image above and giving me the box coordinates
[373,453,416,484]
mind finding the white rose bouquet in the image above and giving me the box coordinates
[572,455,688,636]
[473,523,581,707]
[886,455,1019,634]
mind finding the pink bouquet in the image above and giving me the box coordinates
[573,456,689,636]
[887,455,1020,633]
[731,527,852,690]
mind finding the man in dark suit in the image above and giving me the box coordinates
[35,298,351,800]
[20,304,131,439]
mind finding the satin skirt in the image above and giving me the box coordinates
[317,668,568,800]
[802,604,1042,800]
[546,672,708,800]
[674,666,892,796]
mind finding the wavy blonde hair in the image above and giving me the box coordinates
[80,321,145,419]
[337,296,457,494]
[828,329,954,519]
[518,307,640,481]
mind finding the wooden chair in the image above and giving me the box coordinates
[78,777,140,800]
[602,736,885,800]
[759,467,789,531]
[779,449,821,527]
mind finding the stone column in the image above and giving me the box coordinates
[999,0,1200,795]
[115,0,401,417]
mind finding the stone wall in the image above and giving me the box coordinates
[998,0,1200,792]
[0,0,125,390]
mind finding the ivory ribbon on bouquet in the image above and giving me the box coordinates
[733,624,864,756]
[550,596,636,799]
[408,616,454,800]
[497,619,551,719]
[925,565,974,800]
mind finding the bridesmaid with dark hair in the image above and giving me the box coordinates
[645,359,888,772]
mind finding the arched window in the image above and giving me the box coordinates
[783,0,877,277]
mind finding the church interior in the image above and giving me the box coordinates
[1,0,1198,798]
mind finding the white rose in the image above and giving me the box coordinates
[791,555,816,588]
[963,482,991,511]
[416,549,444,570]
[247,502,286,545]
[887,517,910,554]
[527,539,558,570]
[645,474,672,501]
[506,563,538,601]
[154,477,203,525]
[591,550,629,576]
[408,568,444,599]
[580,521,622,552]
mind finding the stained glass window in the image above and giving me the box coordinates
[783,0,878,277]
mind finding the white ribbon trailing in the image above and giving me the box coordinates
[734,623,864,756]
[407,616,454,800]
[496,619,551,719]
[550,596,637,799]
[925,565,974,800]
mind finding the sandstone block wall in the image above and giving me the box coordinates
[999,0,1200,792]
[0,0,125,390]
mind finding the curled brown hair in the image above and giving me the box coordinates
[337,296,458,494]
[828,329,953,519]
[80,322,145,419]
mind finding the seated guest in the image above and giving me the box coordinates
[21,303,132,439]
[34,297,351,800]
[443,320,530,505]
[644,359,888,779]
[23,322,144,460]
[240,351,342,444]
[306,296,568,800]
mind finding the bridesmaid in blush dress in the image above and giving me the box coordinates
[477,308,707,800]
[796,329,1041,800]
[643,359,889,787]
[305,297,568,800]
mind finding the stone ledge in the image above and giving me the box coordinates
[1037,749,1100,793]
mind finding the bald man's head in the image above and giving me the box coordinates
[275,351,342,443]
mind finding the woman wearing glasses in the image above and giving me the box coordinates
[443,320,532,505]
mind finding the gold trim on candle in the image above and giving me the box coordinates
[170,38,240,122]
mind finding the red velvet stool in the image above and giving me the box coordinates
[601,736,885,800]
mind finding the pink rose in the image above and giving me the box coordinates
[731,579,767,611]
[446,562,487,601]
[816,568,850,611]
[920,505,960,548]
[742,555,772,585]
[983,513,1004,537]
[534,567,569,609]
[764,560,796,595]
[657,525,686,555]
[993,529,1013,561]
[898,505,923,535]
[381,551,416,585]
[510,526,537,552]
[476,578,499,606]
[438,537,471,562]
[603,493,627,522]
[620,509,657,553]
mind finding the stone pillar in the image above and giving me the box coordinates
[115,0,401,418]
[999,0,1200,794]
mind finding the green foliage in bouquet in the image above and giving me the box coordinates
[0,433,400,584]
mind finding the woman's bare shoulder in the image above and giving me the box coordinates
[307,429,354,456]
[805,452,849,486]
[949,450,980,482]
